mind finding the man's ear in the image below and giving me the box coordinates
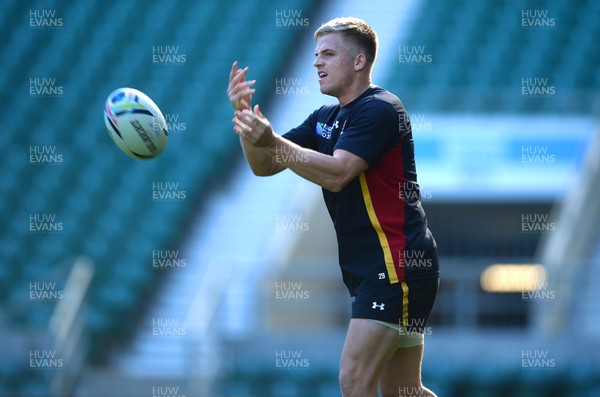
[354,53,367,72]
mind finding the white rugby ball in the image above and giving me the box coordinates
[104,87,168,159]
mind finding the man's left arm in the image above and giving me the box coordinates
[266,135,367,193]
[233,106,368,192]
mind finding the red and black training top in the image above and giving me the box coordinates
[283,85,439,296]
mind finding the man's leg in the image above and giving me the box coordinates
[378,344,437,397]
[338,318,400,397]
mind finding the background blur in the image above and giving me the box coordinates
[1,0,599,396]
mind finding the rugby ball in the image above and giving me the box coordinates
[104,87,168,159]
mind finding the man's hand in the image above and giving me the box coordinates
[227,61,255,111]
[232,104,276,147]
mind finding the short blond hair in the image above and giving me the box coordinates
[314,17,378,66]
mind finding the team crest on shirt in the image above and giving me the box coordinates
[315,121,338,139]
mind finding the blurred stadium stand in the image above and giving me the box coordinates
[1,0,599,396]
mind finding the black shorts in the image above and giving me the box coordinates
[351,277,439,333]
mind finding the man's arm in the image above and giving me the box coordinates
[238,136,286,176]
[227,61,286,176]
[233,106,368,192]
[265,136,367,192]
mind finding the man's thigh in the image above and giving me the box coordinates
[339,318,400,386]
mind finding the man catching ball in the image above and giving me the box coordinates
[227,17,439,397]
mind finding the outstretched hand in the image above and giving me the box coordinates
[227,61,255,111]
[232,104,275,147]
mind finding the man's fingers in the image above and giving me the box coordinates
[233,80,256,91]
[229,61,238,84]
[227,80,255,99]
[229,63,246,84]
[227,85,254,101]
[232,125,244,137]
[229,66,249,87]
[254,104,264,118]
[233,114,252,130]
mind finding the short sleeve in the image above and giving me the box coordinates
[334,100,398,166]
[282,110,318,150]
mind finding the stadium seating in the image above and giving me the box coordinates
[385,0,600,114]
[0,0,321,393]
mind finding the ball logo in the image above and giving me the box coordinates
[130,120,158,153]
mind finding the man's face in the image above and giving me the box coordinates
[313,33,358,98]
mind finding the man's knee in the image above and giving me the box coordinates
[339,361,377,396]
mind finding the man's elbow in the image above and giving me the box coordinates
[249,162,283,177]
[325,175,350,193]
[250,167,270,177]
[251,167,275,177]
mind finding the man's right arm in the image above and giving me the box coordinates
[238,136,286,176]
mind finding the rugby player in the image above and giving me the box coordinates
[227,17,439,397]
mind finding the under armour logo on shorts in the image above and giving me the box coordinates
[372,302,385,310]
